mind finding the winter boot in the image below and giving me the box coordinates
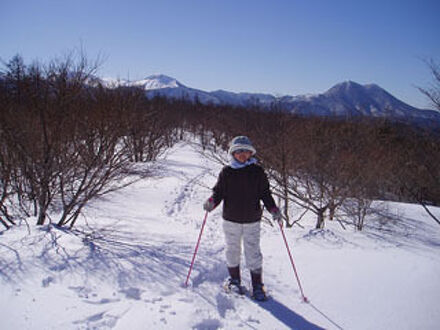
[224,266,245,295]
[251,270,267,301]
[228,266,240,280]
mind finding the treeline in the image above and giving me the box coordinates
[170,98,440,230]
[0,55,178,229]
[1,54,439,230]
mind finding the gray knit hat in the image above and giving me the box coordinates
[228,136,256,156]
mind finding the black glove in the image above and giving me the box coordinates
[270,207,283,226]
[203,197,216,212]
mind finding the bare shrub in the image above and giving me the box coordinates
[0,54,175,229]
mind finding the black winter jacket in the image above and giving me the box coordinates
[212,163,276,223]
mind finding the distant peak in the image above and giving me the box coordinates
[326,80,369,95]
[145,74,181,84]
[137,74,183,90]
[145,74,177,82]
[335,80,363,89]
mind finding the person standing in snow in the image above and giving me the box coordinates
[203,136,282,301]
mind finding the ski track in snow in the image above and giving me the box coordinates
[1,141,440,329]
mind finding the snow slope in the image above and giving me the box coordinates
[1,141,440,329]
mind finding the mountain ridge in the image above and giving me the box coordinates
[104,75,440,124]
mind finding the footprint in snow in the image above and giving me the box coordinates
[192,318,223,330]
[119,287,142,300]
[215,292,235,318]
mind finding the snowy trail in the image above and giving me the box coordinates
[1,141,440,329]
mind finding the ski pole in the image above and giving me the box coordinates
[279,222,309,303]
[184,211,209,287]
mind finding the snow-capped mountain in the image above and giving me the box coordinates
[109,75,440,124]
[110,75,276,107]
[134,75,221,105]
[131,74,183,90]
[279,81,440,122]
[102,75,182,90]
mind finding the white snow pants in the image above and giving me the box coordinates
[222,220,262,272]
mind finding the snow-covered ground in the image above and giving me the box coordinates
[1,141,440,330]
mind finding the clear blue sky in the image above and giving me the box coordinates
[1,0,439,108]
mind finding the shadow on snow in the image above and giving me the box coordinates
[0,223,198,292]
[252,297,327,330]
